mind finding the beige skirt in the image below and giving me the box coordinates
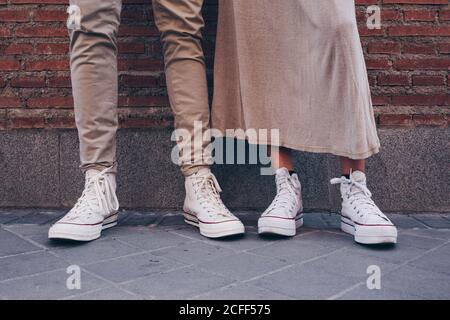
[211,0,380,159]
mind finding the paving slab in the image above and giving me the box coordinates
[0,269,109,300]
[3,224,69,249]
[292,230,355,249]
[198,252,289,281]
[248,263,360,300]
[413,215,450,229]
[0,228,41,257]
[397,233,446,250]
[151,241,236,265]
[119,211,158,226]
[84,252,186,283]
[345,242,428,264]
[0,251,67,282]
[51,238,142,265]
[66,287,141,300]
[0,209,35,224]
[0,210,449,300]
[121,266,236,300]
[249,237,342,264]
[299,249,399,282]
[401,229,450,240]
[337,283,424,300]
[105,227,192,251]
[388,214,428,229]
[383,265,450,300]
[193,283,293,300]
[408,243,450,276]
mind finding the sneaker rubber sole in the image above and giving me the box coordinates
[341,214,397,244]
[48,213,118,242]
[184,212,245,238]
[258,213,304,237]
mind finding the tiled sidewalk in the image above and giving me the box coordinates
[0,209,449,300]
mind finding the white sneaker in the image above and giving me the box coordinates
[331,171,397,244]
[48,167,119,241]
[258,168,303,236]
[183,168,245,238]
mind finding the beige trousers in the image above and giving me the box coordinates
[69,0,211,176]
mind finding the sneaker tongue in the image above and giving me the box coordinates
[275,167,290,178]
[194,168,211,177]
[86,169,100,180]
[351,171,366,183]
[275,168,292,193]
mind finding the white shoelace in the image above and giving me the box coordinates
[330,175,383,218]
[265,175,299,215]
[192,172,233,219]
[67,167,119,220]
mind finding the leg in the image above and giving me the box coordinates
[70,0,121,173]
[340,157,365,175]
[153,0,244,238]
[270,146,294,171]
[331,156,397,244]
[48,0,121,241]
[259,146,303,236]
[152,0,211,177]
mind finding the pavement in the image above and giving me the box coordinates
[0,209,449,300]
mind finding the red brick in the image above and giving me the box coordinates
[16,26,67,37]
[365,59,391,70]
[412,75,445,86]
[404,10,436,22]
[120,75,157,88]
[118,42,146,54]
[437,42,450,54]
[389,26,450,37]
[0,96,21,108]
[379,114,413,127]
[368,41,401,54]
[10,0,68,3]
[45,111,76,129]
[403,43,435,55]
[48,76,71,88]
[371,96,390,106]
[118,26,159,37]
[383,0,448,4]
[2,0,450,130]
[121,10,145,20]
[118,96,169,107]
[0,59,21,70]
[4,43,33,54]
[10,76,46,88]
[0,10,29,22]
[441,10,450,21]
[32,10,67,22]
[7,109,46,129]
[35,43,68,55]
[118,59,164,71]
[27,96,73,108]
[394,59,450,70]
[413,114,447,127]
[0,28,12,37]
[0,111,6,130]
[378,74,410,86]
[392,95,448,106]
[25,59,69,71]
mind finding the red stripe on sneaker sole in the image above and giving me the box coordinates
[341,214,395,227]
[184,211,239,225]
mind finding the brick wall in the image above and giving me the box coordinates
[0,0,449,131]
